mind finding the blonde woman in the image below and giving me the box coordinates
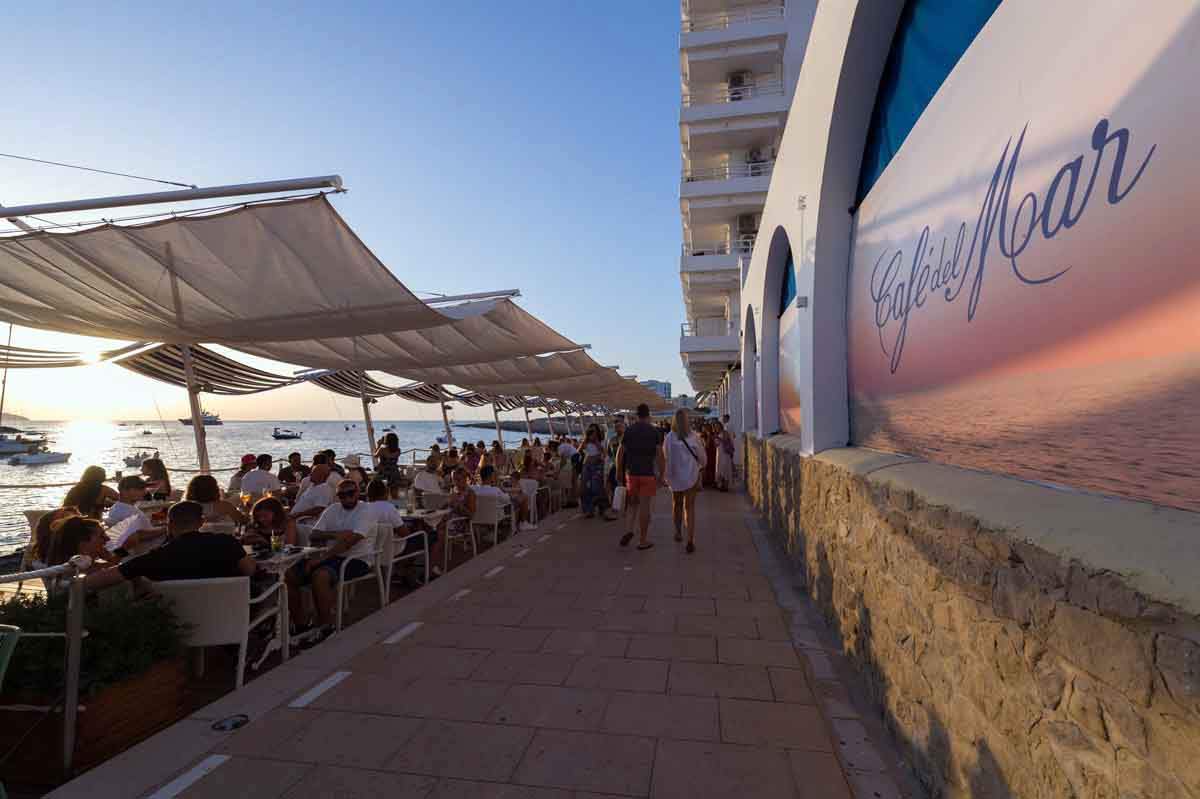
[663,408,706,553]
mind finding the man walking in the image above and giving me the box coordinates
[616,403,665,550]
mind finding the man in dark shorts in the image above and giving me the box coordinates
[616,403,665,550]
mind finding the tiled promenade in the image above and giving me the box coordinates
[51,489,905,799]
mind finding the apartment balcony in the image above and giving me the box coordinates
[680,317,739,355]
[680,239,750,283]
[681,2,786,48]
[681,160,774,201]
[681,78,788,124]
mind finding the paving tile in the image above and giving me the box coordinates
[520,606,607,630]
[756,613,792,640]
[217,708,317,759]
[488,684,611,730]
[346,644,491,680]
[571,593,647,612]
[177,756,311,799]
[513,729,655,796]
[675,614,759,639]
[667,662,773,700]
[599,610,677,634]
[425,779,572,799]
[651,738,797,799]
[719,699,832,751]
[468,650,578,685]
[427,604,532,627]
[601,691,719,741]
[357,677,510,722]
[643,596,717,616]
[627,633,716,662]
[790,750,854,799]
[846,771,905,799]
[616,577,682,597]
[279,766,437,798]
[565,656,669,693]
[540,629,629,657]
[681,581,751,600]
[769,667,815,703]
[814,679,861,719]
[831,719,890,773]
[715,599,787,621]
[387,719,536,782]
[281,711,425,767]
[718,638,801,667]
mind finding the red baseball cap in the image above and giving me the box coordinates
[240,454,256,466]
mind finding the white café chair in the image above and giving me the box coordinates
[150,576,286,689]
[17,510,55,594]
[334,523,390,632]
[519,479,541,526]
[471,494,513,547]
[389,527,430,586]
[443,513,478,571]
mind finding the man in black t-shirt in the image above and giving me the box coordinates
[85,501,257,590]
[616,403,665,550]
[277,452,311,485]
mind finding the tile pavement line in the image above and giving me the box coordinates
[450,588,472,601]
[383,620,424,644]
[288,670,352,708]
[143,754,229,799]
[514,547,530,558]
[484,565,506,578]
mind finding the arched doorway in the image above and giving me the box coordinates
[742,306,758,435]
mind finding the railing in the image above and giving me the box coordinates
[682,3,785,33]
[0,557,90,775]
[682,318,738,338]
[683,160,775,183]
[683,240,754,258]
[682,78,784,107]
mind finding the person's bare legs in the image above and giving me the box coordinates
[311,568,336,627]
[637,489,653,546]
[285,569,307,628]
[671,492,684,541]
[684,489,697,550]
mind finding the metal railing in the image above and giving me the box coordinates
[682,78,784,107]
[683,160,775,183]
[681,318,738,338]
[682,3,785,33]
[0,556,90,774]
[683,240,754,257]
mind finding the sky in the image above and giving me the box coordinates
[0,0,687,423]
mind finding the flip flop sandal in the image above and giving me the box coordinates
[619,532,634,547]
[686,542,695,554]
[637,542,655,551]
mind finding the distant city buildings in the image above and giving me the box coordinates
[638,379,672,400]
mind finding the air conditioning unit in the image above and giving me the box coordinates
[727,71,751,88]
[746,148,765,163]
[737,213,760,234]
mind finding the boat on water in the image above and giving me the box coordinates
[179,410,222,426]
[141,429,153,435]
[123,449,159,467]
[272,427,302,440]
[0,427,46,455]
[9,447,71,466]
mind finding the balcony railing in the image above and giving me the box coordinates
[682,318,738,338]
[682,78,784,107]
[682,240,753,258]
[683,160,775,183]
[682,4,785,33]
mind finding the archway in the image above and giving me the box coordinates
[742,305,758,435]
[757,225,795,436]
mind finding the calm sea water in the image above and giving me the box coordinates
[0,419,531,554]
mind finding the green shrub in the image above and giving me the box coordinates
[0,590,186,700]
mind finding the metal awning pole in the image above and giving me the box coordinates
[179,344,210,474]
[545,408,555,437]
[523,405,534,440]
[359,371,378,468]
[440,402,454,449]
[492,403,504,447]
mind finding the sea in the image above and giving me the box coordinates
[0,419,531,554]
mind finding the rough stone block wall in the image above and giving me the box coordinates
[745,435,1200,798]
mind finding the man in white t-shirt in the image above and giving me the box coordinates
[105,475,148,528]
[412,459,443,494]
[291,464,336,521]
[472,465,534,532]
[105,475,165,554]
[360,478,444,578]
[239,454,282,497]
[286,479,373,645]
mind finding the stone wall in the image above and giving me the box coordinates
[745,435,1200,798]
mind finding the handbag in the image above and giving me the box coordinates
[612,485,627,511]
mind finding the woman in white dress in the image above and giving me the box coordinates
[663,408,707,554]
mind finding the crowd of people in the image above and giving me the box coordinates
[26,409,738,654]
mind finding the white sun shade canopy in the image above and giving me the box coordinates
[0,194,576,367]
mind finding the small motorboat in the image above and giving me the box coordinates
[272,427,302,440]
[436,435,449,445]
[123,449,159,467]
[0,429,46,455]
[9,447,71,466]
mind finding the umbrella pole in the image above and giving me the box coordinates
[441,402,454,448]
[179,344,210,474]
[492,403,504,448]
[359,372,377,469]
[523,405,533,440]
[545,409,555,437]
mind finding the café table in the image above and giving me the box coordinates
[244,544,324,666]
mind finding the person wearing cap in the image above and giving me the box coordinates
[228,454,257,495]
[240,453,282,497]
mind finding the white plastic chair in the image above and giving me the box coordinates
[390,528,430,586]
[150,576,285,689]
[334,523,389,632]
[17,510,54,594]
[519,479,541,526]
[443,514,477,571]
[471,493,513,547]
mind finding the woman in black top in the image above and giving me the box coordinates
[62,466,118,519]
[374,432,403,495]
[140,458,171,500]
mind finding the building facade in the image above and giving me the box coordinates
[637,379,672,401]
[676,0,818,433]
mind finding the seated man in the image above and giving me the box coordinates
[239,453,282,497]
[277,451,310,485]
[85,501,257,590]
[286,480,374,644]
[412,457,444,502]
[473,465,532,532]
[106,475,167,555]
[291,464,335,521]
[227,454,256,495]
[296,452,330,497]
[360,479,443,579]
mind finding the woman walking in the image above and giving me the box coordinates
[714,420,734,491]
[701,421,718,488]
[663,408,706,553]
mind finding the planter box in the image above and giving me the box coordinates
[0,656,189,788]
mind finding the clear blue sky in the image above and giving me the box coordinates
[1,1,688,421]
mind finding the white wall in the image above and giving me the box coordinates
[739,1,903,450]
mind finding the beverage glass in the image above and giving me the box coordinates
[240,492,251,509]
[271,531,283,553]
